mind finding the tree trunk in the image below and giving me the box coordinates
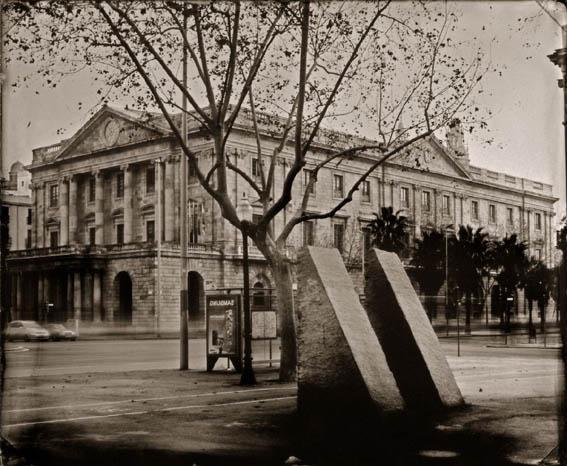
[540,299,546,334]
[271,257,297,382]
[528,299,535,341]
[465,292,472,335]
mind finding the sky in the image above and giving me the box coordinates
[2,1,566,219]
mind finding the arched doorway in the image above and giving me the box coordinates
[115,272,132,324]
[187,271,205,321]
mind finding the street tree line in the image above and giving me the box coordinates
[367,207,554,336]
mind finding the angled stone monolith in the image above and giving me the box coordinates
[296,246,404,421]
[365,248,463,411]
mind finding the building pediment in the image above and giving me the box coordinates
[55,106,169,161]
[392,137,472,180]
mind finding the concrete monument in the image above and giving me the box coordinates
[365,248,464,410]
[296,246,405,421]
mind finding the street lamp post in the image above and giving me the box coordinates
[237,192,256,386]
[445,226,455,337]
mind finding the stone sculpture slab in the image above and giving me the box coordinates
[365,248,464,410]
[296,246,404,420]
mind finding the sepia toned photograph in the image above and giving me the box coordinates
[0,1,565,465]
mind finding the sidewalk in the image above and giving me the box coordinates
[1,349,560,466]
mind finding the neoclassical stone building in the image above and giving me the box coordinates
[6,105,557,332]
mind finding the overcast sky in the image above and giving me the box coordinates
[3,1,565,219]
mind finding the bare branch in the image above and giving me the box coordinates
[106,1,212,127]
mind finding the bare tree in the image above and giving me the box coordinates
[5,0,488,381]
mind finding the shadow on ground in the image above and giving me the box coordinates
[8,405,532,466]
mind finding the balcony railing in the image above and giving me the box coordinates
[8,244,106,258]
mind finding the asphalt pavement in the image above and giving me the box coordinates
[0,337,562,466]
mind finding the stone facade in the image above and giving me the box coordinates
[1,162,32,251]
[6,105,557,332]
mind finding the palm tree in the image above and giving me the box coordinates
[493,234,529,332]
[450,225,491,334]
[411,228,446,320]
[368,206,409,256]
[524,259,552,338]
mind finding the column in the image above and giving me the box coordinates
[123,165,133,243]
[36,183,45,247]
[164,158,175,242]
[433,188,438,226]
[526,209,531,256]
[60,177,69,245]
[94,171,104,245]
[544,211,548,263]
[73,272,82,320]
[412,185,420,240]
[173,155,180,243]
[44,275,50,305]
[155,159,163,243]
[30,185,37,248]
[37,273,44,310]
[15,273,22,319]
[67,273,74,321]
[69,176,78,244]
[93,272,102,322]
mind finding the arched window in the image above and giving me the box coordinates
[252,282,266,308]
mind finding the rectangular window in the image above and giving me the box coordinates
[506,207,514,225]
[304,169,316,195]
[88,176,96,203]
[421,191,431,212]
[26,229,32,249]
[89,227,96,246]
[189,158,198,179]
[489,204,496,223]
[146,167,155,194]
[27,208,32,225]
[189,201,201,243]
[252,158,262,178]
[361,180,371,203]
[49,184,59,207]
[146,220,155,243]
[116,172,124,199]
[442,195,450,215]
[333,221,345,253]
[400,187,409,208]
[535,212,542,230]
[535,248,542,260]
[116,224,124,245]
[49,230,59,248]
[471,200,479,220]
[303,221,314,246]
[333,174,344,198]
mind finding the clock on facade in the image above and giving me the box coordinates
[104,119,121,146]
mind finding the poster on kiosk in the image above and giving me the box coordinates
[206,294,242,372]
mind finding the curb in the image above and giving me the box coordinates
[485,344,561,350]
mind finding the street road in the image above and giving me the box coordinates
[4,338,280,378]
[4,336,561,401]
[1,336,561,466]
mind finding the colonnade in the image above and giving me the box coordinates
[30,156,179,248]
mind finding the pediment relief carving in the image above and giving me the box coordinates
[55,108,167,161]
[392,138,470,180]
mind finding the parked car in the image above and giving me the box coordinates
[45,324,77,341]
[5,321,50,342]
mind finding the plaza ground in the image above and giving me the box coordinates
[0,337,561,465]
